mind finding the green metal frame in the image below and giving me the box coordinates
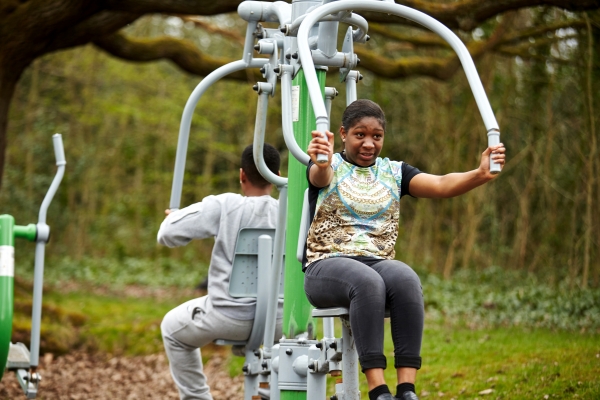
[0,216,37,381]
[281,69,326,400]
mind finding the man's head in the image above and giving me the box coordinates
[240,144,281,190]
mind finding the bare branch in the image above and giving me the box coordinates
[368,23,449,48]
[500,19,586,46]
[495,46,574,64]
[92,32,258,81]
[180,16,245,45]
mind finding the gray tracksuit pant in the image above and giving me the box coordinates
[161,295,282,400]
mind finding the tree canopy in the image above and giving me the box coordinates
[0,0,598,187]
[2,1,599,285]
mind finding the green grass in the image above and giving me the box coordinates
[9,260,600,398]
[402,322,600,399]
[12,286,192,356]
[18,256,209,289]
[225,319,600,399]
[45,290,184,355]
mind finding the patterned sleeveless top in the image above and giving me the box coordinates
[305,153,420,266]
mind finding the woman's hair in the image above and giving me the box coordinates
[241,143,281,188]
[341,99,386,132]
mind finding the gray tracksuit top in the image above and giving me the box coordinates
[157,193,280,320]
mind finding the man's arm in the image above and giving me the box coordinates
[409,143,506,199]
[157,196,223,247]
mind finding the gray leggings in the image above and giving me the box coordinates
[304,257,424,371]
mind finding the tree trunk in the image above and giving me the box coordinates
[0,61,26,189]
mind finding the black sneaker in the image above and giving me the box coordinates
[398,392,419,400]
[376,394,395,400]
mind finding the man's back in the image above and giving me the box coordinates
[157,192,278,320]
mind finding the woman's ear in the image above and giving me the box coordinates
[339,126,347,142]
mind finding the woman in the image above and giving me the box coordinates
[304,99,506,400]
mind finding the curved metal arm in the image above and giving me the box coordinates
[297,0,502,172]
[37,134,66,226]
[281,66,310,166]
[253,90,288,187]
[169,58,269,210]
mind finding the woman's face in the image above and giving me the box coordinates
[340,117,385,167]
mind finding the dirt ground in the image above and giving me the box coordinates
[0,349,244,399]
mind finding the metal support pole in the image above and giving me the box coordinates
[345,71,360,105]
[30,134,65,370]
[342,318,360,400]
[280,67,326,400]
[306,345,327,399]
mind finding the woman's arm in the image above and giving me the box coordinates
[409,143,506,199]
[307,130,335,188]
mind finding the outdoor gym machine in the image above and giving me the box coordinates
[0,134,66,399]
[169,1,501,399]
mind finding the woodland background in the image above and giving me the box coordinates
[1,3,599,290]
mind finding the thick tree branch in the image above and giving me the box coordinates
[369,23,448,47]
[180,16,245,45]
[46,11,142,54]
[105,0,275,16]
[360,0,600,30]
[379,25,583,54]
[356,13,513,79]
[93,32,258,81]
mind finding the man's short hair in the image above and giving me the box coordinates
[241,144,281,188]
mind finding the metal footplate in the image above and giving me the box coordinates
[7,342,39,399]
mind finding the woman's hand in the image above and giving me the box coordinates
[478,143,506,179]
[307,130,334,167]
[307,130,335,188]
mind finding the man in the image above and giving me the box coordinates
[158,144,282,400]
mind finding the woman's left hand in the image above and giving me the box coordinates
[479,143,506,178]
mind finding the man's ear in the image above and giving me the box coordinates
[240,168,246,183]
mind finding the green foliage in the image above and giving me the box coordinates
[2,12,599,286]
[15,254,208,289]
[421,266,600,331]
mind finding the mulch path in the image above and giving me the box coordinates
[0,350,244,399]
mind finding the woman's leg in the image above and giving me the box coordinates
[304,257,388,373]
[370,260,424,382]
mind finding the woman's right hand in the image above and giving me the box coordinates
[307,130,334,167]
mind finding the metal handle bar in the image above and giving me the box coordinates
[298,0,502,172]
[281,66,311,166]
[30,134,66,369]
[253,90,288,187]
[169,58,269,210]
[38,134,66,225]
